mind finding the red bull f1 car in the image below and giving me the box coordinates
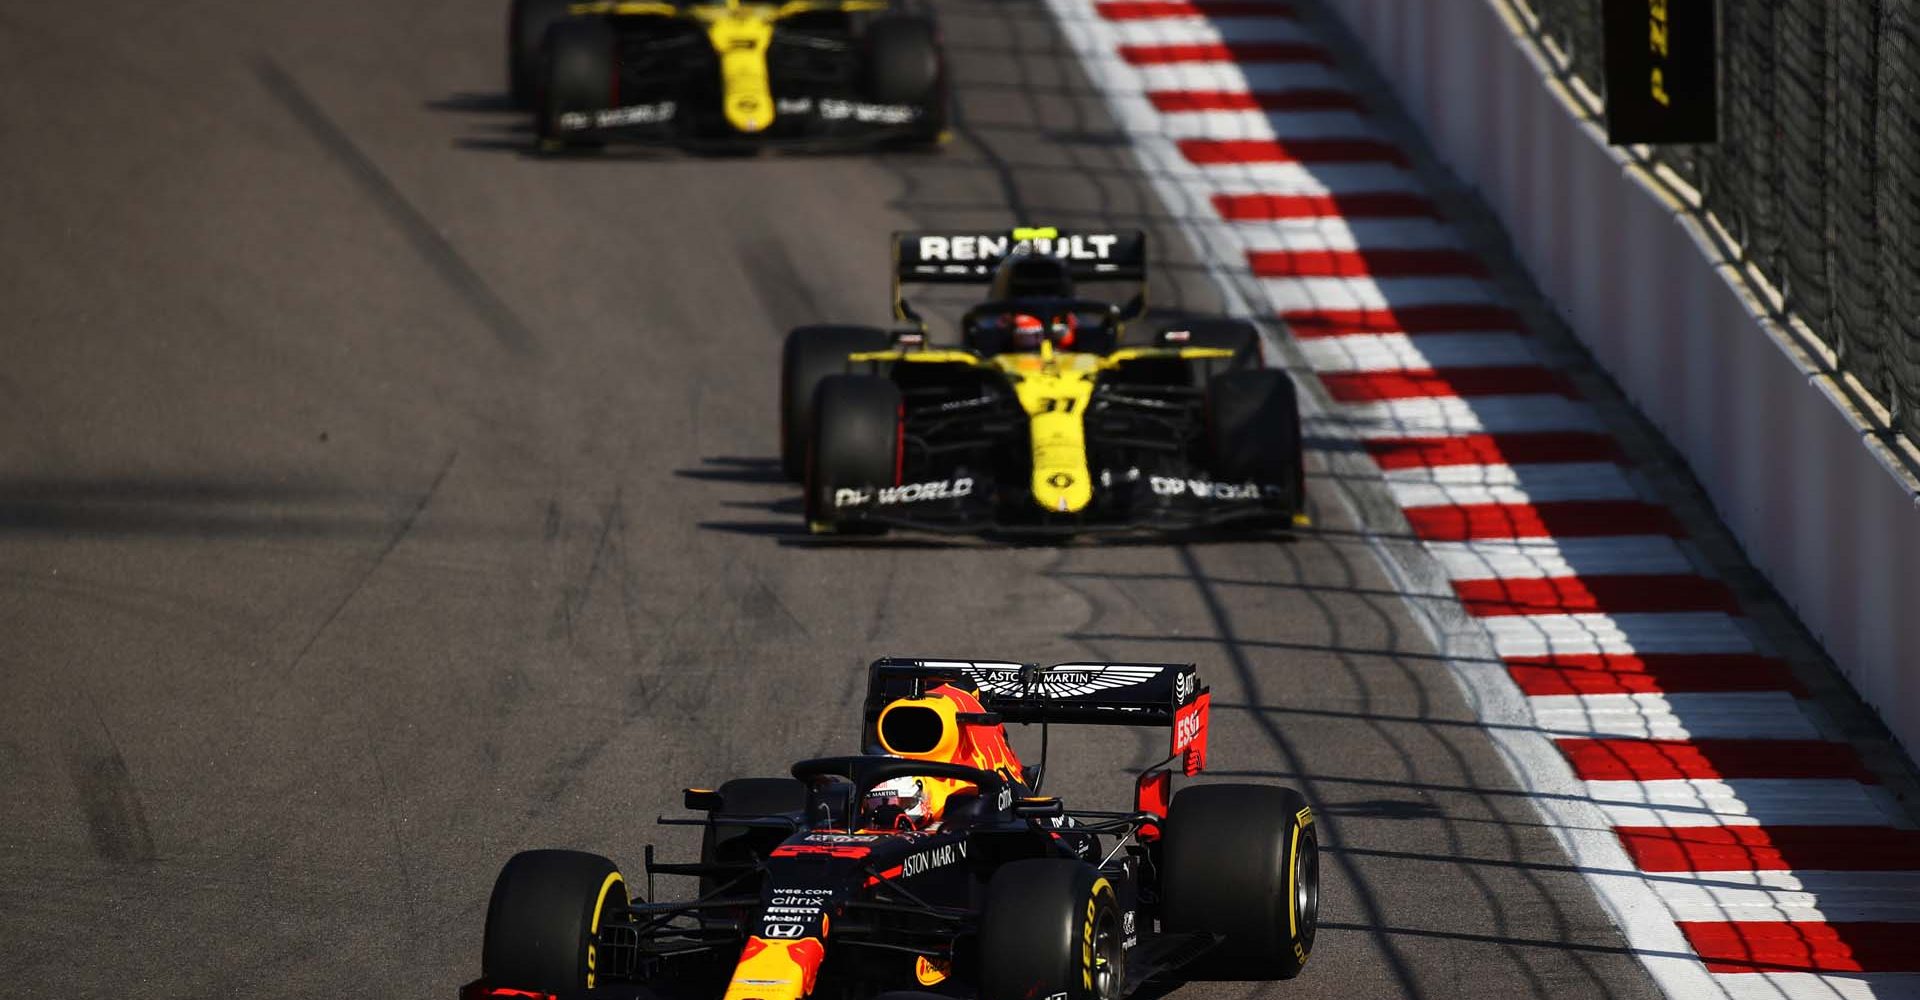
[508,0,947,150]
[462,658,1320,1000]
[778,228,1307,535]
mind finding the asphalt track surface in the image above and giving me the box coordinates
[0,3,1667,999]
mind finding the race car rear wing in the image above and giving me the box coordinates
[889,227,1149,324]
[862,656,1210,773]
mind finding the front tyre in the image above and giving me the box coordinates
[509,0,574,108]
[977,859,1125,1000]
[1161,784,1319,979]
[482,849,630,994]
[781,325,891,481]
[805,374,901,534]
[866,16,947,145]
[537,19,616,150]
[1205,369,1304,520]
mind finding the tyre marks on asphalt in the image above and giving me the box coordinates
[1041,0,1920,996]
[66,717,156,864]
[547,485,627,647]
[253,59,536,356]
[282,450,458,677]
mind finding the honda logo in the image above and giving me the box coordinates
[763,923,807,939]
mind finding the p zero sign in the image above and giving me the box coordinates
[1601,0,1718,144]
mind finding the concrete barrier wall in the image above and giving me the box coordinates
[1320,0,1920,756]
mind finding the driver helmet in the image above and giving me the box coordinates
[1001,311,1078,351]
[863,776,934,831]
[1007,313,1047,351]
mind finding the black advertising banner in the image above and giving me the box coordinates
[1602,0,1719,144]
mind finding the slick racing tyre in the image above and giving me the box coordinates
[867,16,941,104]
[866,15,947,144]
[509,0,573,108]
[1204,369,1305,518]
[1162,318,1263,371]
[537,18,616,149]
[482,849,631,994]
[699,777,808,897]
[1161,784,1319,979]
[781,325,891,481]
[805,374,902,534]
[978,859,1125,1000]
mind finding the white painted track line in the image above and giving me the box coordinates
[1298,332,1539,371]
[1425,536,1696,581]
[1714,974,1920,1000]
[1650,870,1920,922]
[1156,108,1381,140]
[1589,779,1898,829]
[1104,16,1316,48]
[1335,395,1605,438]
[1530,692,1818,741]
[1170,160,1422,195]
[1208,217,1465,251]
[1486,613,1757,658]
[1134,61,1356,95]
[1254,275,1500,311]
[1385,462,1640,509]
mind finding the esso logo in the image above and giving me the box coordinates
[1175,712,1203,748]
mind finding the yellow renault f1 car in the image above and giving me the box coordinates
[509,0,947,150]
[779,229,1307,535]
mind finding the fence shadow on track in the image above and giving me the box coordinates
[1055,533,1667,999]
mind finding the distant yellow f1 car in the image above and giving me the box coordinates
[509,0,948,150]
[780,228,1308,536]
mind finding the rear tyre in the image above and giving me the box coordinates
[537,19,616,150]
[866,16,947,145]
[1162,318,1263,371]
[1161,784,1318,979]
[805,374,901,534]
[781,325,892,481]
[1204,369,1304,518]
[977,859,1125,1000]
[510,0,574,108]
[699,777,808,897]
[482,849,629,994]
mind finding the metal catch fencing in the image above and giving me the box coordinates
[1511,0,1920,440]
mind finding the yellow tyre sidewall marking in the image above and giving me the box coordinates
[1289,807,1313,966]
[1083,877,1115,992]
[587,871,625,989]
